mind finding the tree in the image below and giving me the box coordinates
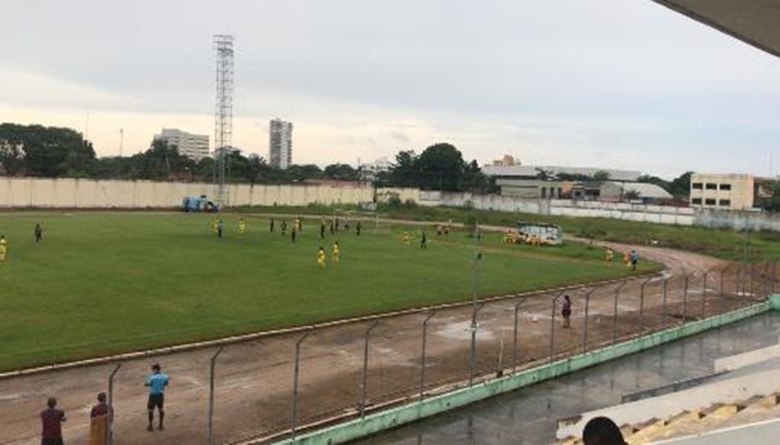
[0,123,96,177]
[669,171,693,199]
[323,163,358,181]
[637,174,671,193]
[535,168,554,181]
[593,170,611,181]
[416,143,467,191]
[389,150,418,188]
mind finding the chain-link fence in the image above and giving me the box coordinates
[1,262,776,445]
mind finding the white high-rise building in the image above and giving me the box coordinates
[268,119,293,169]
[153,128,210,161]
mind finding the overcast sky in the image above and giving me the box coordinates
[1,0,779,179]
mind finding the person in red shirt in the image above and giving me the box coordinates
[41,396,67,445]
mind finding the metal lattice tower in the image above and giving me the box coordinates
[213,34,234,206]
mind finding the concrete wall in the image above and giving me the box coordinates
[419,191,780,232]
[0,177,419,209]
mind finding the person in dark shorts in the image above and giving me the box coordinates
[420,231,427,249]
[561,294,572,328]
[630,249,639,271]
[356,221,361,236]
[35,223,43,243]
[41,396,67,445]
[145,363,169,431]
[269,218,275,233]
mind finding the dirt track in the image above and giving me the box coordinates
[1,238,773,445]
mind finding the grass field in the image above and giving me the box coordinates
[0,212,656,371]
[242,204,780,262]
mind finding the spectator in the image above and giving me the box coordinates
[583,416,627,445]
[89,392,108,445]
[41,396,67,445]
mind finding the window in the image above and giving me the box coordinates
[541,187,547,199]
[705,183,717,190]
[692,198,702,205]
[719,199,731,207]
[692,183,703,190]
[720,184,732,191]
[705,198,716,205]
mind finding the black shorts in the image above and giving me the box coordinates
[42,439,63,445]
[562,309,572,318]
[148,393,164,410]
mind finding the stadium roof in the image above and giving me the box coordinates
[609,181,673,199]
[651,0,780,58]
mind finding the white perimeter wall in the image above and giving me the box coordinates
[0,178,419,209]
[1,178,777,233]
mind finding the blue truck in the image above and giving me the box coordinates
[182,195,219,213]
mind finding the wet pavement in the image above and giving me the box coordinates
[354,312,780,445]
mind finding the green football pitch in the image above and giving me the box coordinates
[0,212,656,371]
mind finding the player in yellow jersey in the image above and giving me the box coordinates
[238,217,246,234]
[317,246,326,269]
[332,241,340,266]
[605,247,614,267]
[403,230,410,245]
[211,217,218,234]
[0,235,7,262]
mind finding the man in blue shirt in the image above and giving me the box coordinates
[145,363,169,431]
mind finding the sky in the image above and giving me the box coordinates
[1,0,779,179]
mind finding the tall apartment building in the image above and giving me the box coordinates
[689,173,754,210]
[268,119,293,169]
[153,128,210,161]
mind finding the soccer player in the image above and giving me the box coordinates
[281,220,287,236]
[605,247,614,266]
[217,219,224,239]
[270,218,275,233]
[291,227,297,243]
[40,396,66,445]
[35,223,43,243]
[211,217,218,234]
[145,363,169,431]
[420,231,427,249]
[403,230,410,245]
[332,241,340,265]
[0,234,7,262]
[630,250,639,271]
[320,221,326,240]
[238,217,246,234]
[317,246,326,269]
[356,221,361,236]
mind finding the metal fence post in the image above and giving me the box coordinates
[420,312,435,399]
[469,304,485,386]
[207,346,225,445]
[107,363,121,445]
[639,277,653,330]
[662,278,669,327]
[702,270,710,319]
[512,298,528,374]
[549,292,566,366]
[291,329,313,438]
[735,265,742,312]
[682,273,690,324]
[359,320,379,417]
[750,262,756,298]
[582,288,595,354]
[612,282,627,344]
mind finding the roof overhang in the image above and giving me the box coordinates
[651,0,780,58]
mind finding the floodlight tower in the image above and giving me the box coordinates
[213,34,234,206]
